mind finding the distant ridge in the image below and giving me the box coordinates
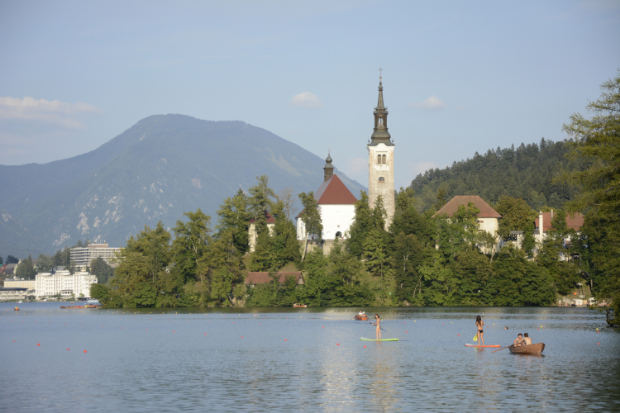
[0,114,365,255]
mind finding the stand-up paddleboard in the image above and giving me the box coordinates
[361,337,399,341]
[465,344,501,348]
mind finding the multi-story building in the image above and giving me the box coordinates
[35,270,97,299]
[70,243,121,269]
[4,278,36,292]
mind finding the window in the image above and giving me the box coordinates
[335,231,342,238]
[379,177,385,183]
[382,154,386,164]
[377,154,381,164]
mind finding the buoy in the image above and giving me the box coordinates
[364,345,367,348]
[322,326,324,328]
[241,336,243,338]
[284,339,287,341]
[67,348,70,351]
[337,343,340,346]
[406,331,408,333]
[173,331,175,333]
[83,350,87,353]
[457,334,460,336]
[37,343,40,346]
[598,343,600,345]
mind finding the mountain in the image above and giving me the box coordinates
[0,209,43,258]
[0,114,365,255]
[410,138,588,212]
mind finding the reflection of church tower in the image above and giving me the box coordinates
[324,151,334,182]
[368,77,395,228]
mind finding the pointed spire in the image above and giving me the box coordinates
[369,75,392,146]
[377,80,385,110]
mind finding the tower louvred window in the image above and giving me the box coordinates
[377,155,381,164]
[379,177,385,182]
[382,154,386,164]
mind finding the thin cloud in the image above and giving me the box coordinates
[347,157,368,175]
[290,92,323,108]
[410,96,447,110]
[0,96,102,129]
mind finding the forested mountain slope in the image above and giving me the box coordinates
[0,114,364,255]
[410,139,587,212]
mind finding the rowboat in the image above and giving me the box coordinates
[509,343,545,355]
[355,314,368,321]
[292,303,307,308]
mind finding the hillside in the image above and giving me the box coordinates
[410,139,587,212]
[0,115,365,255]
[0,209,43,258]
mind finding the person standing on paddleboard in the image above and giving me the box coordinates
[476,315,484,346]
[372,314,382,340]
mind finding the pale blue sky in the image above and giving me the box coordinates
[1,0,619,188]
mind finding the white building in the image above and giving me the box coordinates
[296,153,357,245]
[367,78,395,228]
[35,270,97,299]
[70,243,121,269]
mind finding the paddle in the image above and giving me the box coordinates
[491,345,513,353]
[367,322,387,332]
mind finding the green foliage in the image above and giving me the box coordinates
[495,196,537,239]
[15,255,36,279]
[35,254,52,272]
[90,257,114,284]
[411,139,586,212]
[217,189,251,255]
[6,255,19,264]
[298,190,323,260]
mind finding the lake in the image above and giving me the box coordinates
[1,302,618,412]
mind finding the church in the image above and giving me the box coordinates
[295,78,396,246]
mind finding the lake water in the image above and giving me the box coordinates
[1,302,618,412]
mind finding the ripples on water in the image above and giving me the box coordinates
[1,304,618,412]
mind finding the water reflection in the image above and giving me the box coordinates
[1,303,619,412]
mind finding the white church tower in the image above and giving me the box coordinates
[367,76,395,228]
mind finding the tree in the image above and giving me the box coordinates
[6,255,18,264]
[560,71,620,313]
[126,222,172,284]
[15,255,36,279]
[278,187,298,220]
[110,252,150,306]
[298,191,323,261]
[271,200,301,268]
[248,175,277,220]
[434,188,447,211]
[90,257,114,284]
[494,196,536,239]
[172,210,211,303]
[392,233,424,305]
[0,256,3,265]
[36,254,52,272]
[217,188,251,255]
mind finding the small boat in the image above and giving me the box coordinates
[293,303,307,308]
[465,344,501,348]
[14,306,20,311]
[509,343,545,355]
[355,313,368,321]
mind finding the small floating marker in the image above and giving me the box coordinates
[598,343,600,345]
[173,331,175,333]
[451,322,453,324]
[67,348,70,351]
[540,325,543,328]
[241,336,243,338]
[13,341,15,342]
[457,334,460,336]
[83,350,87,353]
[414,320,416,322]
[364,345,367,348]
[204,333,207,335]
[284,339,287,341]
[322,326,324,328]
[337,343,340,346]
[406,331,408,333]
[37,343,40,346]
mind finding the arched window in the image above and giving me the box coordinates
[382,154,386,164]
[377,154,381,164]
[335,231,342,238]
[379,177,385,183]
[378,117,383,126]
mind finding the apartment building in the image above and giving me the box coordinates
[70,243,121,269]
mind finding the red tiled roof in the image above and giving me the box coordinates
[432,196,502,218]
[535,212,584,232]
[313,175,357,205]
[245,271,303,284]
[249,211,276,224]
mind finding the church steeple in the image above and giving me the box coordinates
[370,76,393,146]
[323,150,334,182]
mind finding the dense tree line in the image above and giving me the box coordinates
[410,138,589,213]
[91,73,619,311]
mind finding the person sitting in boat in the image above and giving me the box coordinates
[523,333,532,345]
[514,333,525,346]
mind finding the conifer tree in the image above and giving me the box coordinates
[298,191,322,261]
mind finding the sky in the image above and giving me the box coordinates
[1,0,619,189]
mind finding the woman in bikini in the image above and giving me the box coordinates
[476,315,484,345]
[372,314,382,340]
